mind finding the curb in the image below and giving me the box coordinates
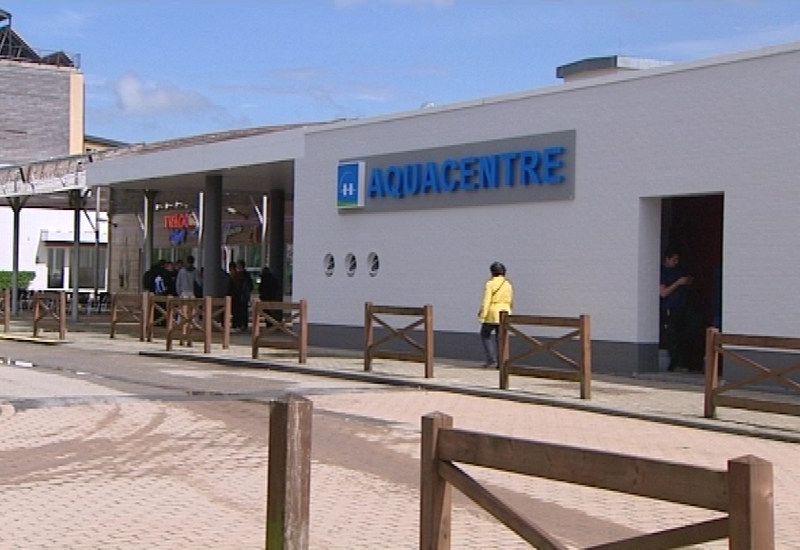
[139,350,800,445]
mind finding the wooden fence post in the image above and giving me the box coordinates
[2,288,9,333]
[58,292,66,340]
[704,327,720,418]
[423,304,434,378]
[140,292,148,342]
[203,296,212,354]
[579,314,591,400]
[728,455,774,550]
[499,311,510,390]
[364,302,374,372]
[420,412,453,550]
[165,297,175,351]
[298,299,308,364]
[223,296,231,350]
[266,395,313,550]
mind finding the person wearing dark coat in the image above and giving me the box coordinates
[258,265,282,326]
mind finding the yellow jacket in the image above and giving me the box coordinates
[478,276,513,324]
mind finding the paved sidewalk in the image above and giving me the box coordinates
[4,320,800,443]
[2,321,800,548]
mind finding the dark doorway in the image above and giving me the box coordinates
[660,194,723,372]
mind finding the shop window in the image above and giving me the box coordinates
[47,248,65,289]
[75,247,107,289]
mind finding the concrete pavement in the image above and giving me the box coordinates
[1,321,799,548]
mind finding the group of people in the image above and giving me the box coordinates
[143,255,203,299]
[226,261,283,331]
[143,256,282,333]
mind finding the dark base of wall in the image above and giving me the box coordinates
[308,323,661,376]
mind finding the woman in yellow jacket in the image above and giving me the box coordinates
[478,262,514,368]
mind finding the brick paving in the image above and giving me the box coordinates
[0,322,798,548]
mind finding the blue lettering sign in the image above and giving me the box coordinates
[543,147,565,184]
[352,141,569,205]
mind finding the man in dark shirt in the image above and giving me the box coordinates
[660,248,693,371]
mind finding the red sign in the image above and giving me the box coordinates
[163,212,196,230]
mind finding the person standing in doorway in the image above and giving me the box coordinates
[477,262,514,369]
[659,248,693,371]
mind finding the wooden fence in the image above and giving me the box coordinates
[146,294,170,342]
[165,296,231,354]
[32,291,67,340]
[704,327,800,418]
[266,394,312,550]
[498,313,591,399]
[252,299,308,364]
[420,412,774,550]
[1,288,9,333]
[364,302,434,378]
[109,292,147,341]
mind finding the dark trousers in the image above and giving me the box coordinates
[662,306,692,370]
[232,299,249,330]
[480,323,500,366]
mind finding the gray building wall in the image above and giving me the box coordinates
[0,61,72,164]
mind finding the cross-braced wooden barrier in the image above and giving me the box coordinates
[498,312,591,399]
[165,296,231,353]
[364,302,434,378]
[704,327,800,418]
[109,292,147,341]
[1,288,9,333]
[421,412,774,550]
[252,299,308,364]
[266,394,312,550]
[32,291,67,340]
[146,294,170,342]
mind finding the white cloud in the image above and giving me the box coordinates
[115,73,213,115]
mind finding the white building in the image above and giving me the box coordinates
[81,42,800,374]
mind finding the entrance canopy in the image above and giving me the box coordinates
[87,123,317,213]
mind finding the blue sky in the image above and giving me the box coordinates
[4,0,800,144]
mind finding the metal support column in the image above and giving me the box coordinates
[202,175,223,296]
[268,189,285,298]
[69,190,84,321]
[142,189,158,283]
[9,197,25,315]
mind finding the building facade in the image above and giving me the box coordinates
[84,41,800,374]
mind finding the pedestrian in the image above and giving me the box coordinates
[164,261,177,296]
[235,260,253,331]
[143,259,166,294]
[258,265,282,326]
[659,248,693,371]
[228,261,242,329]
[176,255,202,298]
[477,262,513,369]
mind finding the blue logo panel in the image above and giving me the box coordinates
[337,161,366,209]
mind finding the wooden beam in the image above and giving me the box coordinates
[437,429,729,511]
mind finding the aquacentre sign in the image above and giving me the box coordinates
[337,130,575,212]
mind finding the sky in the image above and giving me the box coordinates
[4,0,800,145]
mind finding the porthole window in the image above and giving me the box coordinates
[323,253,335,277]
[345,253,357,277]
[367,252,380,277]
